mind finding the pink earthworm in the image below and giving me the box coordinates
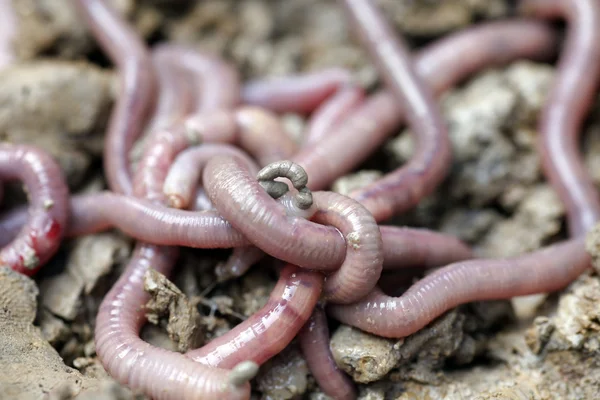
[303,84,366,147]
[520,0,600,237]
[94,243,253,400]
[202,155,346,269]
[242,68,354,114]
[379,226,473,270]
[0,144,69,276]
[185,264,324,368]
[145,47,196,133]
[291,20,558,193]
[338,0,451,222]
[298,304,356,400]
[329,237,590,338]
[204,156,383,303]
[75,0,156,195]
[151,44,241,112]
[163,144,259,209]
[134,107,296,202]
[0,0,17,69]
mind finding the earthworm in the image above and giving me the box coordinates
[205,156,382,303]
[520,0,600,237]
[163,144,259,209]
[328,237,590,338]
[0,0,17,69]
[242,68,354,114]
[0,144,69,276]
[202,155,347,270]
[338,0,451,222]
[145,47,196,133]
[75,0,156,195]
[379,226,473,270]
[185,264,324,368]
[303,84,365,146]
[152,44,241,112]
[292,20,558,192]
[311,191,383,303]
[94,243,253,400]
[298,304,356,400]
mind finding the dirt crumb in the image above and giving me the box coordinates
[331,325,400,383]
[257,345,309,400]
[39,233,131,321]
[144,268,203,352]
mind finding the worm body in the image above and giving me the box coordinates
[75,0,156,195]
[329,238,590,338]
[186,265,323,368]
[0,145,69,276]
[521,0,600,236]
[299,305,356,400]
[242,68,353,114]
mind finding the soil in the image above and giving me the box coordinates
[2,0,600,399]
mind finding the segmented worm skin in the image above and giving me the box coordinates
[339,0,451,222]
[163,144,260,209]
[329,238,591,338]
[298,305,356,400]
[521,0,600,237]
[311,191,383,303]
[242,68,353,114]
[203,155,347,270]
[380,226,473,270]
[291,20,558,192]
[185,265,324,368]
[94,244,251,400]
[303,85,365,147]
[151,44,241,112]
[0,145,68,276]
[0,0,16,69]
[75,0,156,195]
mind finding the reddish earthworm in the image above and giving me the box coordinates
[298,304,356,400]
[0,0,17,68]
[292,20,558,192]
[0,144,69,276]
[152,44,241,112]
[520,0,600,237]
[94,244,253,400]
[338,0,450,222]
[242,68,353,114]
[186,264,324,368]
[329,237,590,338]
[379,226,473,270]
[204,156,382,303]
[303,84,365,147]
[75,0,156,195]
